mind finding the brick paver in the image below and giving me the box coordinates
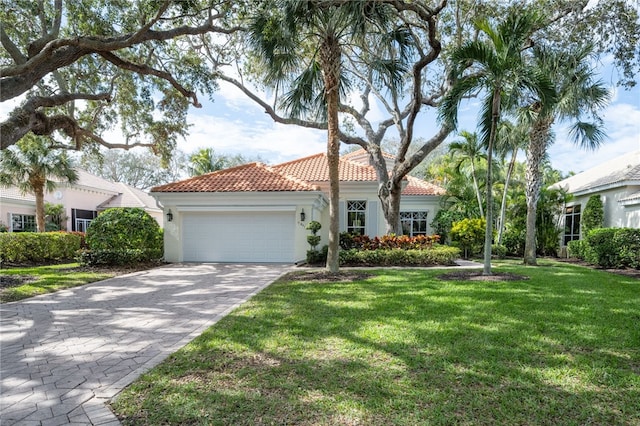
[1,263,290,425]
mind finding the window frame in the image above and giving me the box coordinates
[346,200,367,235]
[563,204,581,245]
[400,211,429,237]
[10,213,36,232]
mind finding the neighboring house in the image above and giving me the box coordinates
[151,150,445,263]
[0,169,163,232]
[550,150,640,246]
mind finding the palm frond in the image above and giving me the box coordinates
[568,121,607,151]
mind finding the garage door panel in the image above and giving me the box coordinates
[182,211,295,262]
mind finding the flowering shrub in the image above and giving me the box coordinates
[340,233,440,251]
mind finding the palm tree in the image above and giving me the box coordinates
[522,44,609,265]
[188,148,229,176]
[248,0,402,272]
[0,135,78,232]
[440,8,554,275]
[495,120,528,245]
[448,131,487,218]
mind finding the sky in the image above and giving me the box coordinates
[181,71,639,176]
[1,57,638,179]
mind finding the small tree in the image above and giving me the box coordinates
[451,218,486,259]
[305,221,325,265]
[581,195,604,236]
[45,203,67,231]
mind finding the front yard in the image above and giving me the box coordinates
[112,260,640,425]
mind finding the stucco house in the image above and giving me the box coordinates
[150,151,445,263]
[550,150,640,246]
[0,169,162,232]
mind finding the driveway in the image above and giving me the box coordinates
[0,263,291,425]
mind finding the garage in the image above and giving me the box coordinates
[181,211,296,263]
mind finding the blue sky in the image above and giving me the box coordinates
[183,72,639,176]
[1,64,637,177]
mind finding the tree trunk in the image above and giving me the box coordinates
[497,148,518,245]
[470,161,484,218]
[34,183,46,232]
[379,180,403,235]
[483,88,501,276]
[524,119,552,265]
[320,37,341,273]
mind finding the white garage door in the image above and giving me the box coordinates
[182,211,295,262]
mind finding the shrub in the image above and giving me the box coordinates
[430,210,465,244]
[0,232,82,264]
[585,228,618,268]
[503,226,525,257]
[339,246,460,266]
[491,244,507,259]
[306,245,328,265]
[339,233,440,251]
[451,218,485,259]
[305,220,323,264]
[581,195,604,236]
[83,208,163,265]
[613,229,640,269]
[567,239,588,260]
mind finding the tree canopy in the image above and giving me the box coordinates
[0,0,239,159]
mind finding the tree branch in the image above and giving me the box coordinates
[217,73,327,130]
[99,51,201,107]
[0,26,27,64]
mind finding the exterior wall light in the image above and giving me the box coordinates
[166,209,174,222]
[300,209,306,222]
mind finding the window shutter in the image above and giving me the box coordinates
[367,200,378,237]
[339,201,345,232]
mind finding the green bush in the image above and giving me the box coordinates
[581,195,604,235]
[84,208,163,265]
[339,233,441,251]
[339,246,460,266]
[491,244,507,259]
[613,229,640,269]
[77,248,158,266]
[502,226,525,257]
[585,228,618,268]
[451,218,485,259]
[306,245,328,265]
[567,239,588,260]
[0,232,81,264]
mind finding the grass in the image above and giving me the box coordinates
[0,263,116,303]
[112,259,640,425]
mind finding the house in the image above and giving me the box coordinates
[550,150,640,246]
[150,151,445,263]
[0,169,162,232]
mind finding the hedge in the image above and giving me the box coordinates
[339,246,460,266]
[570,228,640,269]
[0,232,82,264]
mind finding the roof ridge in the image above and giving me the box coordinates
[263,163,322,191]
[151,162,265,192]
[272,152,325,169]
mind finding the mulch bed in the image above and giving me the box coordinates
[281,271,375,283]
[0,275,38,289]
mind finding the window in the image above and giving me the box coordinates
[72,209,97,232]
[10,214,36,232]
[347,200,366,235]
[563,204,581,245]
[401,211,428,237]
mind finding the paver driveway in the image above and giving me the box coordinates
[0,263,290,425]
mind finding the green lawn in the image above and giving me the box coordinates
[0,263,117,303]
[112,260,639,425]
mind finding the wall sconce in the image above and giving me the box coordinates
[166,209,174,222]
[300,209,306,222]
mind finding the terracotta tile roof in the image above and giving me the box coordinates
[272,153,379,182]
[150,162,321,193]
[403,176,446,196]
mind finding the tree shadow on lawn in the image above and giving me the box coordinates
[116,264,640,425]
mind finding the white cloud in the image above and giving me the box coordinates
[548,100,640,175]
[185,113,326,165]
